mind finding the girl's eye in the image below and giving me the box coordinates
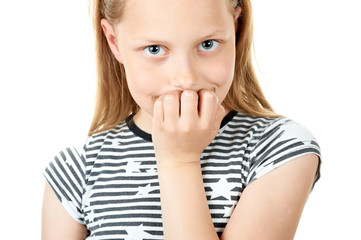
[144,45,166,57]
[198,40,219,52]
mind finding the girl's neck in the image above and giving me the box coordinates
[133,109,154,134]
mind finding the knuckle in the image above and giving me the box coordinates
[164,93,178,102]
[181,123,192,134]
[200,123,211,132]
[205,91,216,101]
[197,119,211,132]
[164,124,177,134]
[182,90,198,98]
[200,90,216,102]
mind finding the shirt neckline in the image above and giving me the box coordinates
[126,110,238,142]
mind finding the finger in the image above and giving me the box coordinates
[214,103,226,131]
[153,95,164,124]
[180,90,198,120]
[198,89,218,124]
[163,91,181,123]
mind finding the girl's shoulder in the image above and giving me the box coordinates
[226,111,321,186]
[226,111,319,146]
[86,119,129,148]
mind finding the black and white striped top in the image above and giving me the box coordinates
[43,111,321,239]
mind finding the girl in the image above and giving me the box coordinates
[42,0,321,239]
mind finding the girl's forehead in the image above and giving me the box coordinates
[119,0,234,37]
[121,0,233,25]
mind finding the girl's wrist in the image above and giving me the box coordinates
[155,154,202,169]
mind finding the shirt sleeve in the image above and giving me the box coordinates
[246,118,321,188]
[43,144,87,224]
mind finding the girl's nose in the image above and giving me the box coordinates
[169,54,199,90]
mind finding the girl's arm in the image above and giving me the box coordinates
[157,161,219,240]
[42,182,88,240]
[221,153,319,240]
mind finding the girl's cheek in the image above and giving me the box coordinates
[125,60,161,91]
[206,58,234,86]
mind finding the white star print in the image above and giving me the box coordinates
[278,121,315,145]
[98,218,105,227]
[112,139,119,147]
[123,224,153,240]
[136,184,156,196]
[146,168,157,174]
[223,205,236,218]
[88,209,95,223]
[210,177,235,200]
[125,161,142,174]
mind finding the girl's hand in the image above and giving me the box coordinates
[152,89,225,166]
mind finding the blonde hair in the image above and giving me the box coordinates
[88,0,278,136]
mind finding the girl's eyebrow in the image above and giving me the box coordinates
[131,29,230,46]
[199,29,230,40]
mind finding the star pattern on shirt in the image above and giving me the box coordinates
[45,112,322,240]
[123,224,153,240]
[113,132,126,146]
[88,209,96,223]
[136,184,156,196]
[223,205,236,218]
[125,161,142,173]
[209,177,236,200]
[278,121,315,145]
[98,218,105,228]
[112,139,120,147]
[146,168,158,174]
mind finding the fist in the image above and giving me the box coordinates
[152,89,225,165]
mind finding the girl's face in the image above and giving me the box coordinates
[106,0,239,131]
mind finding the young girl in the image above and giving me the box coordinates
[42,0,321,239]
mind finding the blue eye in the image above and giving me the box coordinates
[198,40,219,51]
[144,45,166,56]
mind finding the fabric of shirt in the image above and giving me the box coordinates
[43,111,321,239]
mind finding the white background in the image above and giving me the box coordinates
[0,0,360,239]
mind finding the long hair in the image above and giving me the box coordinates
[88,0,278,136]
[223,0,278,116]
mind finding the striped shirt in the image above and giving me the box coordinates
[43,111,321,239]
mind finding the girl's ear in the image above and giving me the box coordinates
[101,19,123,63]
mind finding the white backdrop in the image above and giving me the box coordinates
[0,0,360,239]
